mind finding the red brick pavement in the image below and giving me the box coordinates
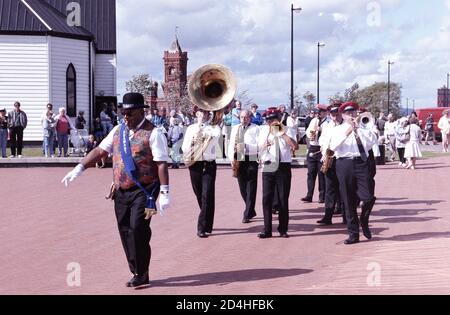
[1,156,450,295]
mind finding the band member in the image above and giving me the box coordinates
[62,93,170,287]
[317,103,344,225]
[302,104,329,203]
[228,110,260,223]
[257,108,298,238]
[329,102,377,244]
[182,108,221,238]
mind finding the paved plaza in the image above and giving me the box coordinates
[1,153,450,295]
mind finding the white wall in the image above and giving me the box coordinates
[94,54,116,97]
[50,37,90,122]
[0,35,49,141]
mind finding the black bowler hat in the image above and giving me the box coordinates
[119,93,149,110]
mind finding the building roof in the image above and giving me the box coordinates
[0,0,116,53]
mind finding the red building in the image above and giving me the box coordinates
[146,37,189,112]
[437,86,450,107]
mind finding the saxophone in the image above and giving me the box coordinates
[183,124,212,167]
[232,125,244,178]
[320,148,335,174]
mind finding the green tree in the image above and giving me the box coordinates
[125,74,155,99]
[355,82,402,116]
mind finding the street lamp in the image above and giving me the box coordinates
[317,42,325,104]
[387,60,394,114]
[290,4,302,111]
[406,97,409,116]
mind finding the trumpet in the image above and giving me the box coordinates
[355,112,375,130]
[269,122,285,138]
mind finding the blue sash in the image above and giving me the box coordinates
[119,124,159,212]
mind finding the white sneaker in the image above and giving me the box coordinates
[18,155,23,158]
[9,155,15,158]
[398,162,403,166]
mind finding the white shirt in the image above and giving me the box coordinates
[99,118,169,162]
[227,123,259,160]
[258,125,297,163]
[306,117,329,146]
[329,122,378,159]
[384,121,397,137]
[181,123,221,162]
[319,119,342,156]
[286,116,298,140]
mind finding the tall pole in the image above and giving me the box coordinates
[317,42,325,104]
[387,60,394,114]
[406,97,409,116]
[413,99,415,111]
[444,73,450,107]
[290,4,302,111]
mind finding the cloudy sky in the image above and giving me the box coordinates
[116,0,450,110]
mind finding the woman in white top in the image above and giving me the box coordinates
[395,118,409,167]
[437,110,450,153]
[404,118,422,170]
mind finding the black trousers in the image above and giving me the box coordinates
[262,163,292,235]
[367,150,377,197]
[336,158,375,238]
[306,146,325,201]
[189,161,217,233]
[397,147,406,164]
[323,159,342,221]
[10,126,24,156]
[237,159,258,220]
[114,181,160,276]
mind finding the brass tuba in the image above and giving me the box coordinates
[188,64,237,123]
[183,64,237,167]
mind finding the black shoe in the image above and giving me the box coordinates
[271,209,279,214]
[279,233,290,238]
[125,275,136,287]
[334,208,343,215]
[318,199,325,204]
[362,225,372,239]
[197,232,208,238]
[249,213,257,219]
[258,232,272,239]
[301,197,313,203]
[344,237,360,245]
[128,273,149,287]
[317,218,332,225]
[242,218,250,224]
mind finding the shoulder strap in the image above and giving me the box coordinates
[119,124,158,209]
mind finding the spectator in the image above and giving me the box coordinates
[438,110,450,153]
[384,114,397,161]
[304,110,316,130]
[376,113,386,137]
[100,103,114,137]
[250,103,263,126]
[278,104,289,126]
[0,108,8,158]
[43,110,56,158]
[404,117,422,170]
[8,101,27,158]
[85,134,98,155]
[424,113,436,145]
[167,118,183,169]
[55,107,74,157]
[75,111,86,129]
[231,100,242,126]
[93,117,104,142]
[41,103,54,154]
[395,117,409,167]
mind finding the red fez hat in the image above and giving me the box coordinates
[358,107,367,113]
[316,104,329,112]
[263,107,281,120]
[339,102,359,113]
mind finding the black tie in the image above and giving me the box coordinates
[354,131,368,162]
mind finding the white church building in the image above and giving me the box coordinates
[0,0,117,141]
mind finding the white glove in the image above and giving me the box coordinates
[61,164,85,187]
[158,185,170,215]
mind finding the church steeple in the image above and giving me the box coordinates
[163,33,188,98]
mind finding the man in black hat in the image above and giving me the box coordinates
[329,102,377,244]
[62,92,170,287]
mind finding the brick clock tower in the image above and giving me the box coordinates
[163,37,188,101]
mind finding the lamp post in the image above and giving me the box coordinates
[317,42,325,104]
[290,4,302,111]
[406,97,409,116]
[387,60,394,114]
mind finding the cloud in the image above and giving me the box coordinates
[116,0,449,109]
